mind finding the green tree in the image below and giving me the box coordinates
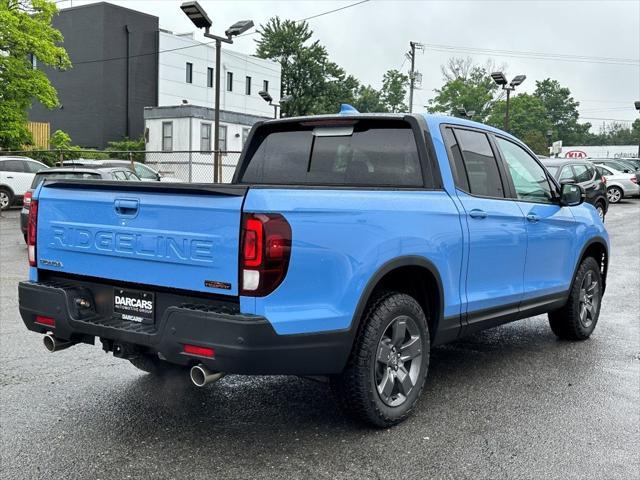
[486,93,552,154]
[381,69,408,113]
[533,78,590,145]
[427,58,499,122]
[0,0,70,149]
[353,85,388,113]
[256,17,360,117]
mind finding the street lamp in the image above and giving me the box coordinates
[180,1,253,182]
[491,72,526,131]
[634,101,640,157]
[258,91,292,119]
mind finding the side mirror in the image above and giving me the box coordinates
[560,181,585,206]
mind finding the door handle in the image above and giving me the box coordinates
[469,209,487,219]
[6,176,13,179]
[526,213,540,223]
[114,198,139,216]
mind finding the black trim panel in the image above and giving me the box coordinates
[462,291,569,337]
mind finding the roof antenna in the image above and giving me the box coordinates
[339,104,360,115]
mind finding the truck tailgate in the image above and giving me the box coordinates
[35,181,246,296]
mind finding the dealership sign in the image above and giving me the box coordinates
[561,145,638,159]
[565,150,588,158]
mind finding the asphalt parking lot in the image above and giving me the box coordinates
[1,201,638,480]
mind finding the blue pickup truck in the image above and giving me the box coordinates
[19,109,609,426]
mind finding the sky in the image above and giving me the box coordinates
[54,0,640,129]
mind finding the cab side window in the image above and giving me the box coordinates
[0,160,26,172]
[495,137,554,204]
[449,128,505,198]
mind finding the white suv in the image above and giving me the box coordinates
[0,157,49,209]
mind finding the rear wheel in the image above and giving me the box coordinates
[331,291,430,427]
[595,202,606,222]
[0,188,12,210]
[607,186,623,204]
[549,256,602,340]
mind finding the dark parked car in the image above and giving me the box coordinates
[62,159,180,182]
[20,167,140,241]
[542,159,608,221]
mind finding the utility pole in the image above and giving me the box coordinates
[407,42,423,113]
[408,42,416,113]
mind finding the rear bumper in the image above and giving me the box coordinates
[18,280,352,375]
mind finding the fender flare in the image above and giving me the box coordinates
[348,255,445,337]
[572,236,609,292]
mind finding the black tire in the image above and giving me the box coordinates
[548,256,602,341]
[331,291,430,427]
[0,188,12,211]
[595,201,606,222]
[607,186,623,204]
[129,354,187,377]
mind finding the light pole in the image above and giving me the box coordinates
[635,101,640,158]
[258,91,292,118]
[180,1,253,182]
[491,72,526,131]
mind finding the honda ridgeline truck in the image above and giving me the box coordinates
[19,107,609,427]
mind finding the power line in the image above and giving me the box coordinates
[422,43,640,66]
[69,0,370,65]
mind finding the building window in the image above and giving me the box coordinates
[218,125,227,151]
[207,67,213,88]
[162,122,173,152]
[227,71,233,92]
[242,127,250,146]
[186,62,193,83]
[200,123,211,151]
[245,76,252,95]
[263,80,269,92]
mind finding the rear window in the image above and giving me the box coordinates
[240,120,423,186]
[31,171,100,188]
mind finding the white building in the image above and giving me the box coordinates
[144,30,280,182]
[143,30,281,182]
[559,145,639,160]
[144,104,265,182]
[157,30,281,116]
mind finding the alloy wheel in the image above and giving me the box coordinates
[375,315,423,407]
[0,192,9,210]
[596,205,605,222]
[578,270,600,329]
[607,188,621,203]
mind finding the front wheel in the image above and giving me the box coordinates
[548,256,602,340]
[331,291,430,427]
[607,186,623,204]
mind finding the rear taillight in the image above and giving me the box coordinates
[23,191,32,207]
[631,176,638,184]
[240,213,292,296]
[183,344,215,358]
[35,315,55,327]
[601,176,607,185]
[27,199,38,267]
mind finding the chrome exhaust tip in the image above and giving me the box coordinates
[190,364,224,387]
[43,333,73,353]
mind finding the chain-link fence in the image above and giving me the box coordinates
[0,150,242,183]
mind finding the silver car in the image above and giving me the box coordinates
[594,164,640,204]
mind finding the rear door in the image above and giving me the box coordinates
[35,183,246,295]
[572,163,601,204]
[1,159,33,197]
[443,127,527,319]
[494,136,577,300]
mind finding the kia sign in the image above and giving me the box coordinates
[561,145,638,159]
[565,150,588,159]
